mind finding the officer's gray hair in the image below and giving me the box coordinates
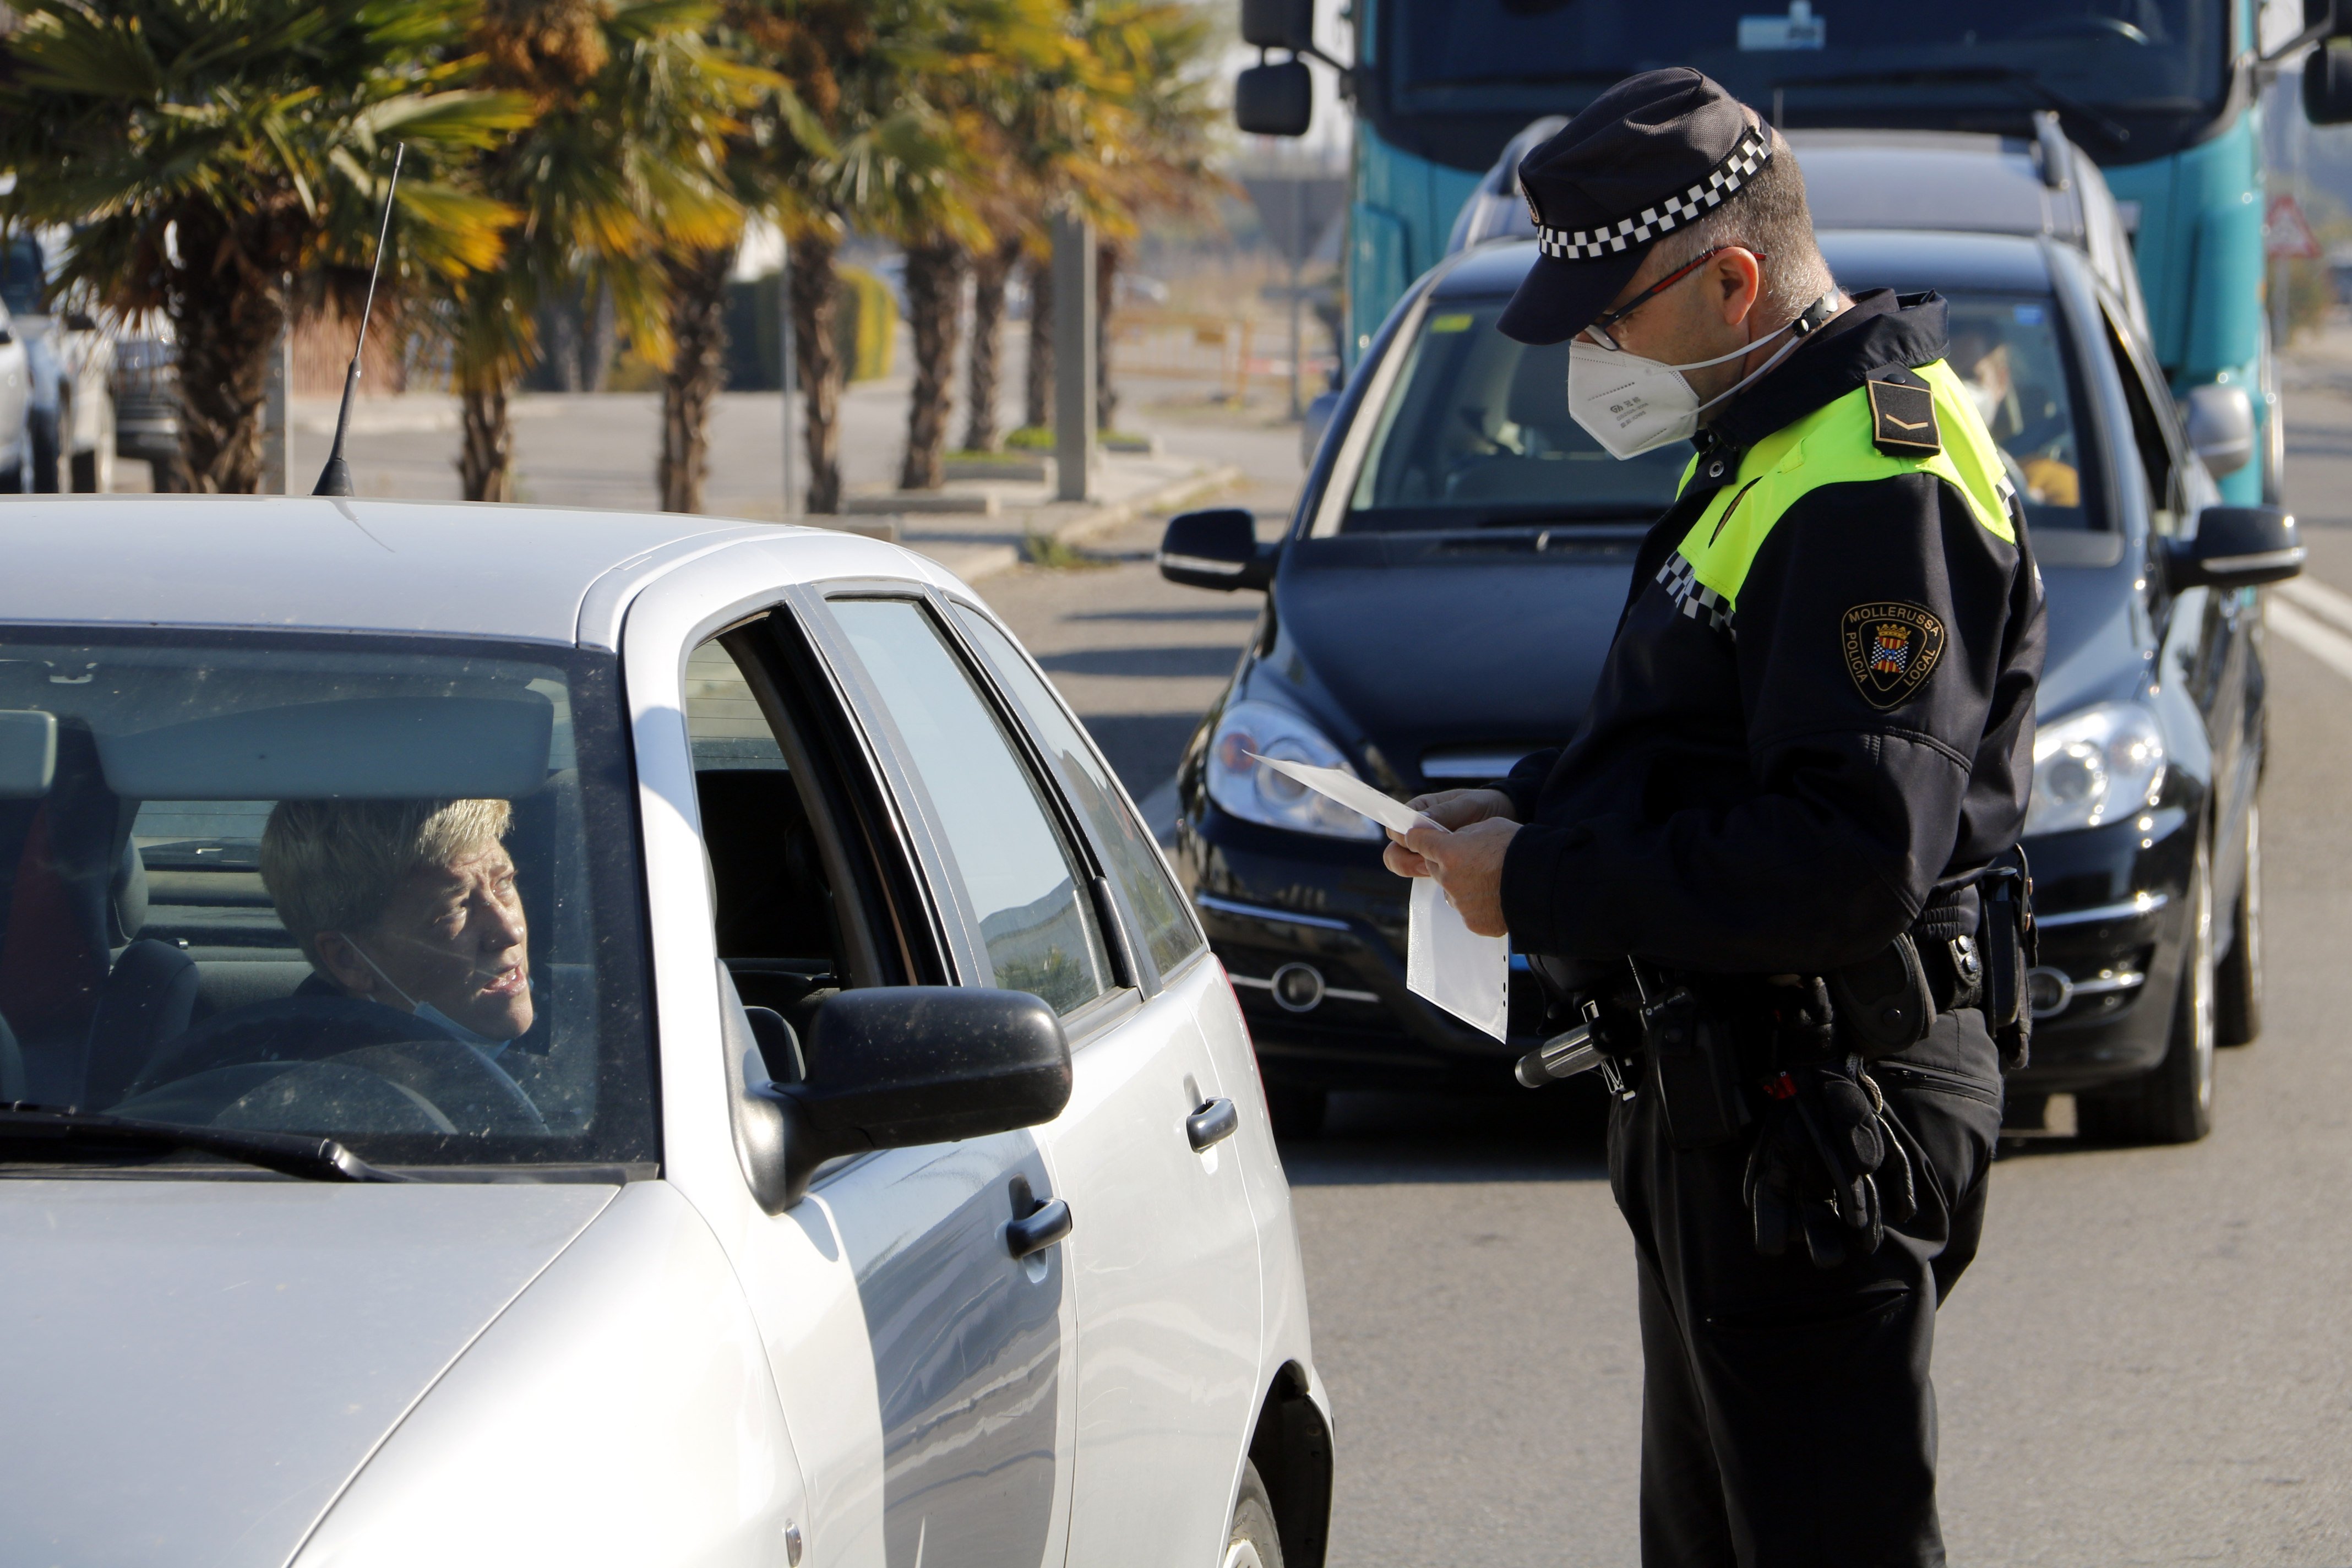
[1647,122,1836,328]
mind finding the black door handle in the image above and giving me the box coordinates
[1006,1197,1073,1260]
[1186,1096,1240,1152]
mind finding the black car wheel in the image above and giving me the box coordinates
[2079,829,2215,1145]
[1266,1085,1328,1142]
[2216,801,2262,1048]
[1223,1460,1286,1568]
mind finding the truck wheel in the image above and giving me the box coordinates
[1223,1461,1284,1568]
[2215,803,2262,1047]
[2079,831,2215,1145]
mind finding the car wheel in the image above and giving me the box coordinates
[2215,802,2262,1047]
[2079,829,2215,1145]
[1265,1085,1326,1141]
[1223,1460,1285,1568]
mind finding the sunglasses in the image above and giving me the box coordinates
[1587,246,1767,344]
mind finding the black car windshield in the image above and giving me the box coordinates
[0,632,654,1175]
[1385,1,2226,156]
[1337,293,2100,535]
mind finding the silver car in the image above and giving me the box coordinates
[0,498,1329,1568]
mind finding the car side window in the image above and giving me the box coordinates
[827,598,1115,1017]
[950,604,1205,982]
[2103,303,2186,536]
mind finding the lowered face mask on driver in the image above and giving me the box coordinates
[1566,291,1839,460]
[349,941,516,1057]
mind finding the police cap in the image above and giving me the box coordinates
[1498,68,1770,346]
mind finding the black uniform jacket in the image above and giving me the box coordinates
[1495,291,2048,975]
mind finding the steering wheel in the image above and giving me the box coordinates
[2012,16,2153,45]
[124,995,547,1136]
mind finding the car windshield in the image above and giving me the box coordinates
[1385,1,2226,154]
[1338,301,1688,532]
[0,632,654,1175]
[1337,293,2100,536]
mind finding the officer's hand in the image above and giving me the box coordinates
[1395,816,1519,937]
[1383,788,1515,878]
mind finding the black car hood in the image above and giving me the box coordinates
[1263,529,2142,790]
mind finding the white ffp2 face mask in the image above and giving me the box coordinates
[1565,292,1836,459]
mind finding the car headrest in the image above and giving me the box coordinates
[1504,341,1576,438]
[109,839,146,944]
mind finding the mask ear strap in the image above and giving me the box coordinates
[344,940,419,1011]
[1694,291,1840,416]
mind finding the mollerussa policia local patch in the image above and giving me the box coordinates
[1842,602,1946,709]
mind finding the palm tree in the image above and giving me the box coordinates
[0,0,525,493]
[447,0,741,503]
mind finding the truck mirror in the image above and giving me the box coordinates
[2307,43,2352,124]
[1242,0,1316,50]
[1237,60,1313,138]
[2181,384,2255,479]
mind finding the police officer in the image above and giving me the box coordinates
[1383,69,2046,1566]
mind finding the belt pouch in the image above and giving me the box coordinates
[1643,988,1747,1149]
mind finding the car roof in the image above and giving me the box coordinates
[1788,129,2068,240]
[1430,230,2054,306]
[0,497,946,648]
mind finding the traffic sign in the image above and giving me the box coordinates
[2267,193,2322,260]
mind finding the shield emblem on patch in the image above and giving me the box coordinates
[1842,601,1947,709]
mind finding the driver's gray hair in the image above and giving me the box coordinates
[260,798,512,970]
[1647,121,1836,328]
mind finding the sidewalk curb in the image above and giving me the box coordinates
[907,461,1245,585]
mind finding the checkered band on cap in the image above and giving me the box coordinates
[1532,128,1772,262]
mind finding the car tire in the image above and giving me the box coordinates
[1265,1085,1326,1142]
[2215,801,2262,1047]
[2079,829,2215,1145]
[1223,1460,1285,1568]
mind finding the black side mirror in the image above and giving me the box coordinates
[1236,59,1313,138]
[2311,43,2352,124]
[2166,505,2305,593]
[64,312,97,333]
[726,976,1072,1214]
[1159,507,1276,591]
[1242,0,1315,48]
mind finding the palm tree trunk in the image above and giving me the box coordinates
[658,242,735,514]
[790,226,844,514]
[166,228,288,494]
[962,235,1020,453]
[1023,251,1053,432]
[1095,239,1120,432]
[459,378,515,502]
[899,239,966,491]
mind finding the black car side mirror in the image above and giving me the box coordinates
[64,311,97,333]
[1159,507,1276,592]
[728,980,1072,1213]
[2165,505,2305,594]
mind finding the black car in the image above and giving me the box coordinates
[1160,226,2298,1145]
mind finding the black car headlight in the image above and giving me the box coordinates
[1206,699,1384,841]
[2023,701,2167,837]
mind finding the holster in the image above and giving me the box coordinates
[1640,983,1751,1150]
[1980,848,2037,1073]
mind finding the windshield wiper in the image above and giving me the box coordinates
[0,1103,412,1183]
[1771,64,2129,149]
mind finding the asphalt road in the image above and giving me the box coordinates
[981,363,2352,1564]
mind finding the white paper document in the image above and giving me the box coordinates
[1248,755,1512,1040]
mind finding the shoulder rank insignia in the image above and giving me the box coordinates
[1865,366,1941,456]
[1842,601,1946,709]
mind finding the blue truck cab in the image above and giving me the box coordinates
[1237,1,2349,507]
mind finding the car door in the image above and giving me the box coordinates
[2101,300,2251,867]
[679,611,1082,1568]
[932,597,1269,1567]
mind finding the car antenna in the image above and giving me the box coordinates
[312,142,404,498]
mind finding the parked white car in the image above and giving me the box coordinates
[0,498,1330,1568]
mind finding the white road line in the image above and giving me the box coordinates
[2268,595,2352,683]
[2274,574,2352,638]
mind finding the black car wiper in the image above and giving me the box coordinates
[0,1103,412,1183]
[1771,64,2129,148]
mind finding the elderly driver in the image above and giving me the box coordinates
[259,798,533,1050]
